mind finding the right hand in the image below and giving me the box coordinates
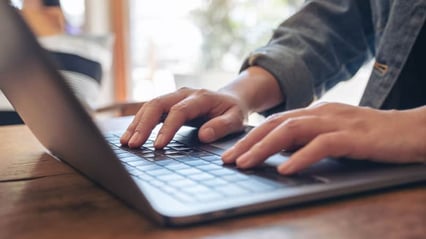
[120,87,249,149]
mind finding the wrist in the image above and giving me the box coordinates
[219,66,284,113]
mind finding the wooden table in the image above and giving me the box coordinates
[1,117,425,239]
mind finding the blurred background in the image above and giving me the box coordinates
[2,0,371,124]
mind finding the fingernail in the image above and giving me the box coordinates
[236,153,252,168]
[278,163,294,175]
[201,127,215,142]
[121,131,131,142]
[221,147,235,163]
[128,132,141,148]
[154,134,165,148]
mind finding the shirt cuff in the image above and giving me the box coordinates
[240,45,314,116]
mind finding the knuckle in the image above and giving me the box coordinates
[227,108,245,126]
[281,118,303,131]
[265,113,285,125]
[349,118,369,132]
[146,97,164,109]
[134,119,148,130]
[312,102,355,117]
[169,102,190,114]
[223,116,243,131]
[177,86,193,92]
[193,89,211,99]
[313,102,338,111]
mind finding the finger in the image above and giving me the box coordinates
[122,89,192,147]
[222,108,317,163]
[221,114,279,163]
[127,103,165,148]
[154,91,216,148]
[234,116,338,168]
[120,103,153,146]
[278,132,354,174]
[198,106,246,143]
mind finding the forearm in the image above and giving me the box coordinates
[219,66,284,114]
[241,0,374,112]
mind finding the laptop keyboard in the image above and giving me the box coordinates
[104,133,321,203]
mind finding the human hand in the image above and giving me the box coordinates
[222,103,426,175]
[120,87,248,149]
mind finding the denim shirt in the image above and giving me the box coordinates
[241,0,426,115]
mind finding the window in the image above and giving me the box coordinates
[128,0,303,101]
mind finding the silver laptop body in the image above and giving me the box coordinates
[1,2,425,226]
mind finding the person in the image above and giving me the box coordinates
[120,0,426,175]
[20,0,65,36]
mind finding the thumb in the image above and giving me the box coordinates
[198,107,245,143]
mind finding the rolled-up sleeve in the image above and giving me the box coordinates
[241,0,375,115]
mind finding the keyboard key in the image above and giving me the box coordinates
[175,156,201,162]
[145,168,172,177]
[215,185,250,196]
[151,154,169,161]
[209,168,236,176]
[157,173,186,182]
[182,185,211,194]
[221,173,250,182]
[105,133,318,203]
[188,150,213,157]
[106,138,122,146]
[119,155,143,163]
[126,160,153,167]
[186,172,215,181]
[133,172,155,182]
[182,159,209,166]
[154,159,179,166]
[164,163,191,171]
[236,179,277,192]
[202,178,228,187]
[175,168,204,176]
[200,155,222,161]
[150,179,166,188]
[195,164,222,171]
[126,167,140,176]
[168,178,198,187]
[135,164,163,171]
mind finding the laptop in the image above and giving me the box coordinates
[1,2,425,226]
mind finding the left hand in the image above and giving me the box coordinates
[221,103,426,175]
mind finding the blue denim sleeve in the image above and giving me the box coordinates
[241,0,375,115]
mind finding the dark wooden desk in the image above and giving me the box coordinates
[1,117,425,239]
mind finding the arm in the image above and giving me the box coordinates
[223,103,426,174]
[243,0,375,113]
[121,66,283,149]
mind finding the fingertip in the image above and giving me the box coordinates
[278,153,309,175]
[221,147,235,163]
[120,130,132,145]
[277,162,296,175]
[154,133,167,149]
[235,154,254,169]
[200,113,245,143]
[199,127,216,143]
[128,131,142,148]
